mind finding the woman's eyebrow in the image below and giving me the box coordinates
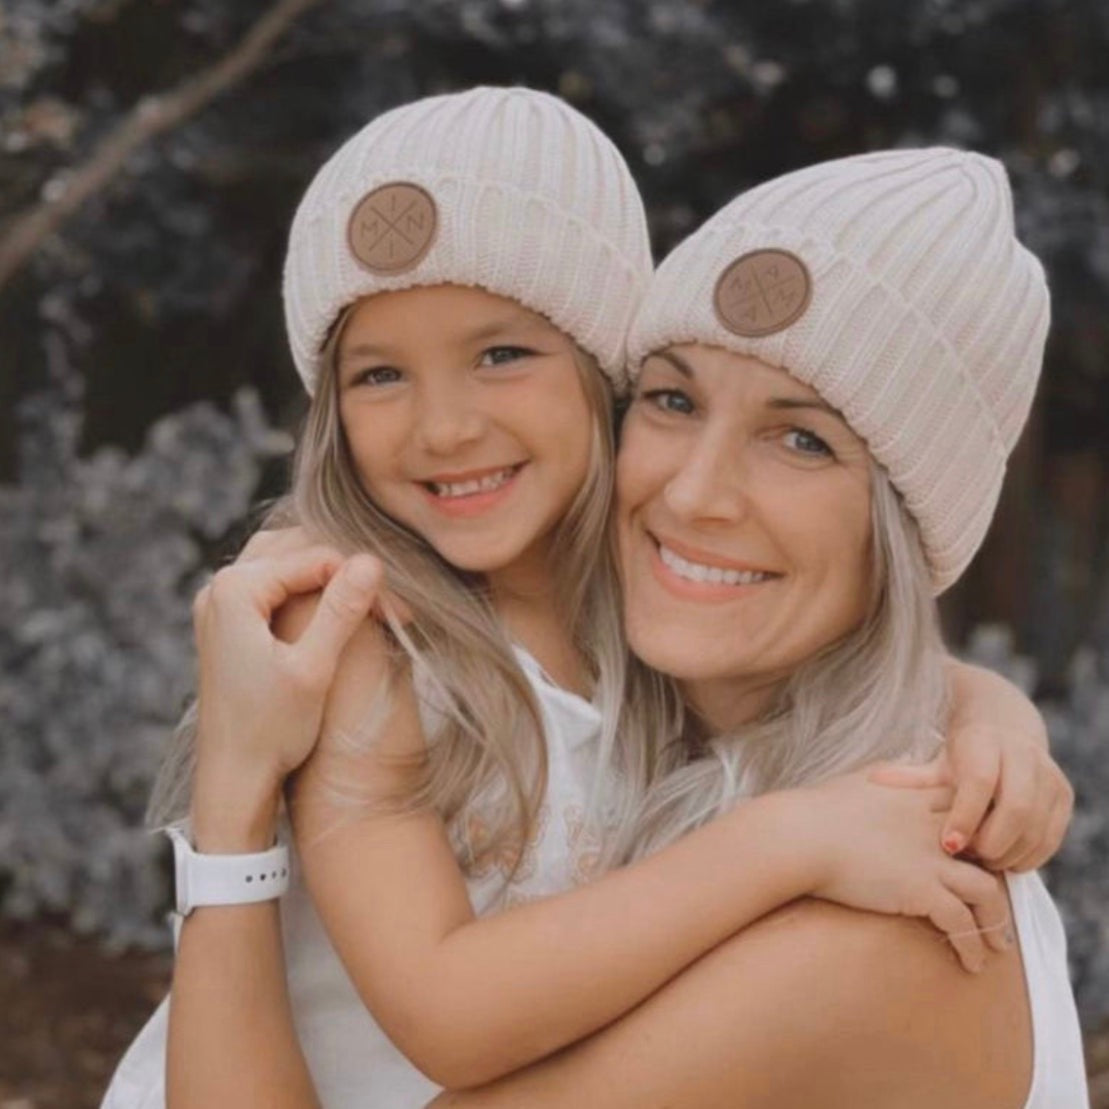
[767,396,849,423]
[656,350,695,377]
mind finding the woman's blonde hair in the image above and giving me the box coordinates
[615,463,949,863]
[148,303,673,875]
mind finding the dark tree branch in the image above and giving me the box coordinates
[0,0,327,295]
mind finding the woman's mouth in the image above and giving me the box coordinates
[648,534,780,598]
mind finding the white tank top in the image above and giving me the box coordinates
[100,647,607,1109]
[1006,870,1090,1108]
[100,661,1089,1108]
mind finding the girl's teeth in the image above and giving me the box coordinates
[658,544,771,586]
[432,467,516,498]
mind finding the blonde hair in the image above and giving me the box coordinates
[148,305,671,876]
[615,464,949,863]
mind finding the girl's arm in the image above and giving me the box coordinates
[289,609,1010,1091]
[875,658,1074,870]
[426,894,1031,1109]
[166,548,381,1109]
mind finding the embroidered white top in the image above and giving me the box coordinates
[100,647,606,1109]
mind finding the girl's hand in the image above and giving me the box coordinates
[868,733,1074,872]
[235,525,412,625]
[192,547,384,794]
[801,771,1012,974]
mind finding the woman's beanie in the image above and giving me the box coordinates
[627,148,1050,593]
[283,86,652,394]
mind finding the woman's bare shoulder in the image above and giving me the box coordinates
[675,896,1032,1108]
[431,895,1032,1109]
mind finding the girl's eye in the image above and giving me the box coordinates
[479,346,533,367]
[351,366,403,388]
[640,388,695,416]
[783,427,833,458]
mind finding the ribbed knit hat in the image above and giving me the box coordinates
[627,148,1049,592]
[283,86,652,394]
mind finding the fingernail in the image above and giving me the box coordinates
[942,833,966,855]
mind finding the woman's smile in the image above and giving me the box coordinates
[617,344,872,699]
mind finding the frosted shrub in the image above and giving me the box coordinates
[0,368,290,950]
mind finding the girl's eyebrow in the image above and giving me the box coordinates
[339,311,550,364]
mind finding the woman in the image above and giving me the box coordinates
[112,141,1082,1107]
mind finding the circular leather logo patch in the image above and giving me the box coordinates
[347,182,438,274]
[713,249,811,337]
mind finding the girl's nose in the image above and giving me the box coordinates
[413,386,487,456]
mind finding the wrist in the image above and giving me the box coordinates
[750,787,831,898]
[191,755,284,853]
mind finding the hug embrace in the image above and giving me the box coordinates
[103,87,1088,1108]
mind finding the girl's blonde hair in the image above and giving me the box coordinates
[148,305,674,875]
[615,464,949,863]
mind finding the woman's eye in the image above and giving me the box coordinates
[640,388,695,415]
[479,346,532,367]
[351,366,402,388]
[783,427,833,457]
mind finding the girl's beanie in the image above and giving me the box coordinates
[283,85,652,394]
[627,148,1049,593]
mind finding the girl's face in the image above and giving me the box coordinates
[337,284,594,580]
[616,344,873,726]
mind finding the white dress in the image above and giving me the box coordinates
[101,647,606,1109]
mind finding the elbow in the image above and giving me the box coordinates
[393,1011,526,1090]
[408,1043,515,1091]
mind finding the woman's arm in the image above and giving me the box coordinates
[427,895,1032,1109]
[165,548,381,1109]
[168,779,320,1109]
[290,609,1010,1090]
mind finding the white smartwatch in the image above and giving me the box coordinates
[167,825,290,917]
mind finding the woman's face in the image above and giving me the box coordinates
[617,344,873,726]
[336,284,594,582]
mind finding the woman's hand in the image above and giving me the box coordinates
[801,771,1012,974]
[869,733,1074,872]
[190,546,384,837]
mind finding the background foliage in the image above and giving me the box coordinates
[1,0,1107,1025]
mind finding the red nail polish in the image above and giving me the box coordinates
[943,833,966,855]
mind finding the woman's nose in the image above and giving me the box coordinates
[662,434,751,525]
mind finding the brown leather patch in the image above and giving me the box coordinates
[713,249,811,337]
[347,182,437,274]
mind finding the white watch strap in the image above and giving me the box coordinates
[167,826,289,916]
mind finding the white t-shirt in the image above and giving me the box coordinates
[101,647,606,1109]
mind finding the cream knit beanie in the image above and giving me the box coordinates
[627,148,1050,592]
[283,86,652,394]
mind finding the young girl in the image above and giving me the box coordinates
[102,89,1070,1109]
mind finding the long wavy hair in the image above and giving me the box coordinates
[148,305,675,876]
[615,464,949,863]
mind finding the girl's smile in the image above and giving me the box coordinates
[336,284,595,580]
